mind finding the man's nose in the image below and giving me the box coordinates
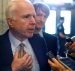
[30,16,36,25]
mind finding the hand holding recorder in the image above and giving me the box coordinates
[47,51,73,71]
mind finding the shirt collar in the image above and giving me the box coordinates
[9,31,21,48]
[39,31,43,37]
[9,31,29,56]
[9,31,28,47]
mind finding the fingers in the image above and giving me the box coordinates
[23,54,32,65]
[27,65,33,69]
[24,54,32,69]
[48,58,65,69]
[27,56,33,67]
[19,53,32,70]
[27,59,33,69]
[48,59,55,66]
[23,53,29,60]
[12,52,33,70]
[49,58,60,64]
[48,59,59,71]
[48,58,60,67]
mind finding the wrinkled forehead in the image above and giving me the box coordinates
[17,3,35,13]
[8,0,35,14]
[15,1,34,11]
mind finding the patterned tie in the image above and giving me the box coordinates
[18,43,26,58]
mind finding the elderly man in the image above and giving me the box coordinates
[0,0,51,71]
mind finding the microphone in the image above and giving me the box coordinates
[66,36,75,43]
[65,36,75,54]
[71,36,75,42]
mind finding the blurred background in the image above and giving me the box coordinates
[0,0,75,37]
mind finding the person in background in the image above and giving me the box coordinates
[57,17,66,57]
[33,2,58,57]
[0,0,51,71]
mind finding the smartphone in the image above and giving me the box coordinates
[46,51,55,60]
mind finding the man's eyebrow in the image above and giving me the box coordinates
[22,14,31,18]
[22,14,35,18]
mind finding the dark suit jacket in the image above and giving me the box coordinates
[0,31,51,71]
[43,32,58,57]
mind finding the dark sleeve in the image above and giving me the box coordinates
[49,36,58,57]
[0,38,12,71]
[1,67,12,71]
[0,47,12,71]
[44,33,58,57]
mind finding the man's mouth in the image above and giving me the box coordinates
[28,28,35,33]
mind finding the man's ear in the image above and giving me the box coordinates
[6,18,14,27]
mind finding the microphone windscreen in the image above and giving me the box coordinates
[71,36,75,42]
[66,36,75,43]
[66,37,73,43]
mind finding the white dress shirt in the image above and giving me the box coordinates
[39,31,43,37]
[9,32,40,71]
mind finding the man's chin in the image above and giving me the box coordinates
[34,30,40,34]
[27,33,33,38]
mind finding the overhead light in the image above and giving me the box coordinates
[44,0,73,4]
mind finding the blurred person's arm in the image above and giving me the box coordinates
[59,32,65,38]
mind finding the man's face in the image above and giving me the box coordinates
[8,3,36,38]
[35,10,47,33]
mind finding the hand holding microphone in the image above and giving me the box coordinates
[65,36,75,53]
[48,58,72,71]
[47,51,73,71]
[65,36,75,59]
[46,36,75,71]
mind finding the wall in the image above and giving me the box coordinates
[71,8,75,36]
[0,0,10,35]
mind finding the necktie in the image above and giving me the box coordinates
[18,43,26,58]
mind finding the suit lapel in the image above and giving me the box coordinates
[29,35,48,70]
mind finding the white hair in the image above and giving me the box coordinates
[5,1,17,20]
[5,0,32,20]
